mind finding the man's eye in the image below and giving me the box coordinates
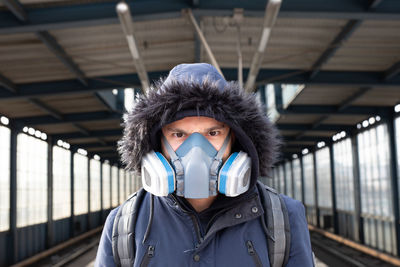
[173,132,184,138]
[209,131,220,136]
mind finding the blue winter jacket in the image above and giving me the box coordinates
[95,186,314,267]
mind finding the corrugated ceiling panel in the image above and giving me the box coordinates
[35,122,78,134]
[303,131,336,137]
[0,0,68,7]
[284,141,316,145]
[68,137,100,144]
[322,115,368,125]
[79,120,121,130]
[276,114,321,124]
[39,93,108,113]
[290,85,360,105]
[87,146,116,152]
[0,99,48,118]
[202,17,347,69]
[279,130,301,136]
[323,20,400,71]
[351,87,400,106]
[102,136,121,142]
[50,18,194,77]
[0,32,75,83]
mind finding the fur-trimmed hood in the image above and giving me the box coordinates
[118,63,281,189]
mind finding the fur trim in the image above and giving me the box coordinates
[118,77,281,182]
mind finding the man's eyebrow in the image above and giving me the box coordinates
[205,125,226,132]
[165,124,226,133]
[165,127,189,134]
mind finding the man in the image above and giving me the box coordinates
[95,63,314,266]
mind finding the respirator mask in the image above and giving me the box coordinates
[141,131,251,198]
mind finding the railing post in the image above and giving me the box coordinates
[70,151,75,237]
[329,144,339,234]
[351,134,363,243]
[9,128,18,265]
[313,152,320,228]
[46,136,54,248]
[387,114,400,255]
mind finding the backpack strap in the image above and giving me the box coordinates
[112,188,146,267]
[257,181,291,267]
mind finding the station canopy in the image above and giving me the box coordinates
[0,0,399,164]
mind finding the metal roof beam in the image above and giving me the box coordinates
[52,129,122,140]
[0,73,17,93]
[13,111,121,125]
[26,98,95,137]
[309,0,384,79]
[186,9,224,78]
[291,86,374,140]
[283,136,332,143]
[1,69,399,100]
[27,98,64,120]
[309,20,362,79]
[89,148,117,153]
[116,2,150,93]
[2,0,88,86]
[244,0,281,92]
[1,0,28,21]
[277,123,354,132]
[337,87,372,111]
[283,104,389,116]
[255,69,400,87]
[385,61,400,81]
[1,1,400,35]
[76,141,116,148]
[35,31,88,86]
[369,0,384,9]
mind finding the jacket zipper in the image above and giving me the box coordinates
[140,245,155,267]
[189,213,203,243]
[246,240,262,267]
[171,195,203,245]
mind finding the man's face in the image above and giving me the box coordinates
[161,116,232,161]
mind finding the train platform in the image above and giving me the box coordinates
[1,0,400,266]
[9,225,400,267]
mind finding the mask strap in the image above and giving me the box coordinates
[215,131,231,161]
[209,131,231,176]
[161,135,184,176]
[161,135,185,195]
[161,135,179,162]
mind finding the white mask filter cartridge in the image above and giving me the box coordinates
[141,151,175,196]
[218,151,251,197]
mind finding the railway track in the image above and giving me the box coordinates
[311,231,398,267]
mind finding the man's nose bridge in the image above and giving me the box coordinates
[175,132,218,158]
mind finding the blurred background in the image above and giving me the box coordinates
[0,0,400,266]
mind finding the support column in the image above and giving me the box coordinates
[387,114,400,255]
[290,161,295,199]
[100,160,104,221]
[9,129,17,265]
[313,151,320,228]
[258,85,267,107]
[46,137,54,248]
[109,165,112,208]
[273,84,283,112]
[351,134,363,243]
[70,151,75,237]
[300,156,305,204]
[329,144,339,234]
[282,161,287,195]
[117,166,120,205]
[87,157,91,230]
